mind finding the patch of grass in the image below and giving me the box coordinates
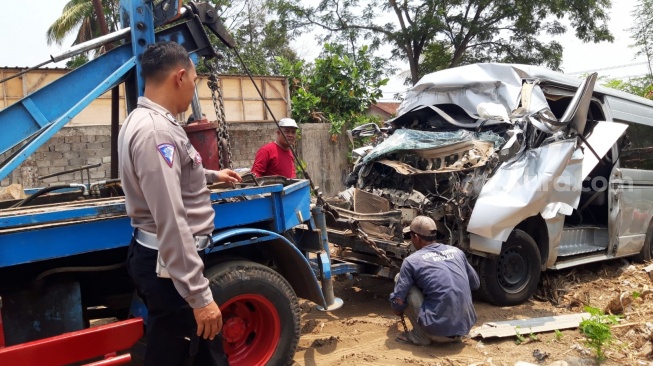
[514,326,526,345]
[554,329,563,341]
[579,305,620,362]
[514,326,538,344]
[632,291,641,299]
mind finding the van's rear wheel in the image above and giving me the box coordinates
[478,230,541,306]
[206,260,300,366]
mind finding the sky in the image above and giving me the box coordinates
[0,0,648,100]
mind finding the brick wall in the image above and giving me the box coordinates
[1,123,349,196]
[1,126,113,188]
[228,123,278,169]
[1,123,282,188]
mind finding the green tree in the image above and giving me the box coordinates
[277,43,388,135]
[46,0,120,49]
[629,0,653,78]
[47,0,297,75]
[602,76,653,99]
[279,0,614,85]
[66,54,90,69]
[212,0,299,75]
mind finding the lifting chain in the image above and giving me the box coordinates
[350,221,400,271]
[351,221,408,333]
[206,63,232,169]
[400,314,410,334]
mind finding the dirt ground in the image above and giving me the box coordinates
[292,260,653,366]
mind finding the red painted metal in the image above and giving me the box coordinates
[83,353,132,366]
[223,316,247,343]
[222,294,281,366]
[0,318,143,366]
[183,119,221,170]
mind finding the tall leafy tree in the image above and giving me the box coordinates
[212,0,299,75]
[277,43,388,134]
[48,0,297,74]
[279,0,614,85]
[629,0,653,78]
[46,0,120,48]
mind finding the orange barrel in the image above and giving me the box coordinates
[183,119,221,170]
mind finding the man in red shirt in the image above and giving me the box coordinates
[251,118,298,178]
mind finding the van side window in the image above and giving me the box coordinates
[620,122,653,169]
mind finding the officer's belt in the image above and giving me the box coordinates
[134,229,212,251]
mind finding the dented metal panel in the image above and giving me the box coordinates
[467,140,580,241]
[580,122,627,178]
[333,62,653,294]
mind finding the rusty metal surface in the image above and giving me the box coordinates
[353,188,389,213]
[353,189,393,237]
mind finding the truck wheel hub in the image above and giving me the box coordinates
[224,317,247,343]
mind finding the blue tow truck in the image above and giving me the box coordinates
[0,1,344,365]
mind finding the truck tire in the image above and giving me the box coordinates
[634,219,653,262]
[477,230,541,306]
[206,260,300,366]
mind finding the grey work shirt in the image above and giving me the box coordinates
[118,96,218,309]
[390,243,480,337]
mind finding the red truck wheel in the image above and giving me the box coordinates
[206,260,300,366]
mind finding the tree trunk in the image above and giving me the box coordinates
[409,56,420,85]
[92,0,111,51]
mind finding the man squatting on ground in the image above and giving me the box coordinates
[119,42,242,365]
[251,117,298,178]
[390,216,480,345]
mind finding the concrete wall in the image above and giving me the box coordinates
[1,123,350,197]
[299,123,349,197]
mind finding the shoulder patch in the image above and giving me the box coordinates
[157,143,176,167]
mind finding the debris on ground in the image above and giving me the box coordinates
[470,313,590,339]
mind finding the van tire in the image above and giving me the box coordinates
[634,220,653,262]
[478,230,541,306]
[206,260,300,366]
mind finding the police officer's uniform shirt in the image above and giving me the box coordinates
[390,243,480,337]
[118,97,214,309]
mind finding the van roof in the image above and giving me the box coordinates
[399,63,653,126]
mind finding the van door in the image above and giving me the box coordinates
[613,122,653,257]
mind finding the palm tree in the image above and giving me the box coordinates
[46,0,120,48]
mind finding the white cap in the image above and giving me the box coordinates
[278,118,298,129]
[403,215,438,236]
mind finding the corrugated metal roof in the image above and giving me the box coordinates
[372,102,401,115]
[0,66,288,80]
[0,66,70,70]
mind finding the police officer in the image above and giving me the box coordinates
[118,42,241,365]
[390,216,479,346]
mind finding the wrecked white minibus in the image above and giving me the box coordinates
[326,63,653,306]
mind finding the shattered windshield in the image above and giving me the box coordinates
[361,129,505,165]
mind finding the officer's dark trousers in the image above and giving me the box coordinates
[127,240,229,366]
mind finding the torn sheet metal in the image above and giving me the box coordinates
[375,139,493,174]
[353,189,394,237]
[543,146,584,218]
[398,64,551,119]
[361,129,504,165]
[376,160,426,175]
[469,233,503,255]
[580,121,627,179]
[467,140,582,242]
[470,312,591,338]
